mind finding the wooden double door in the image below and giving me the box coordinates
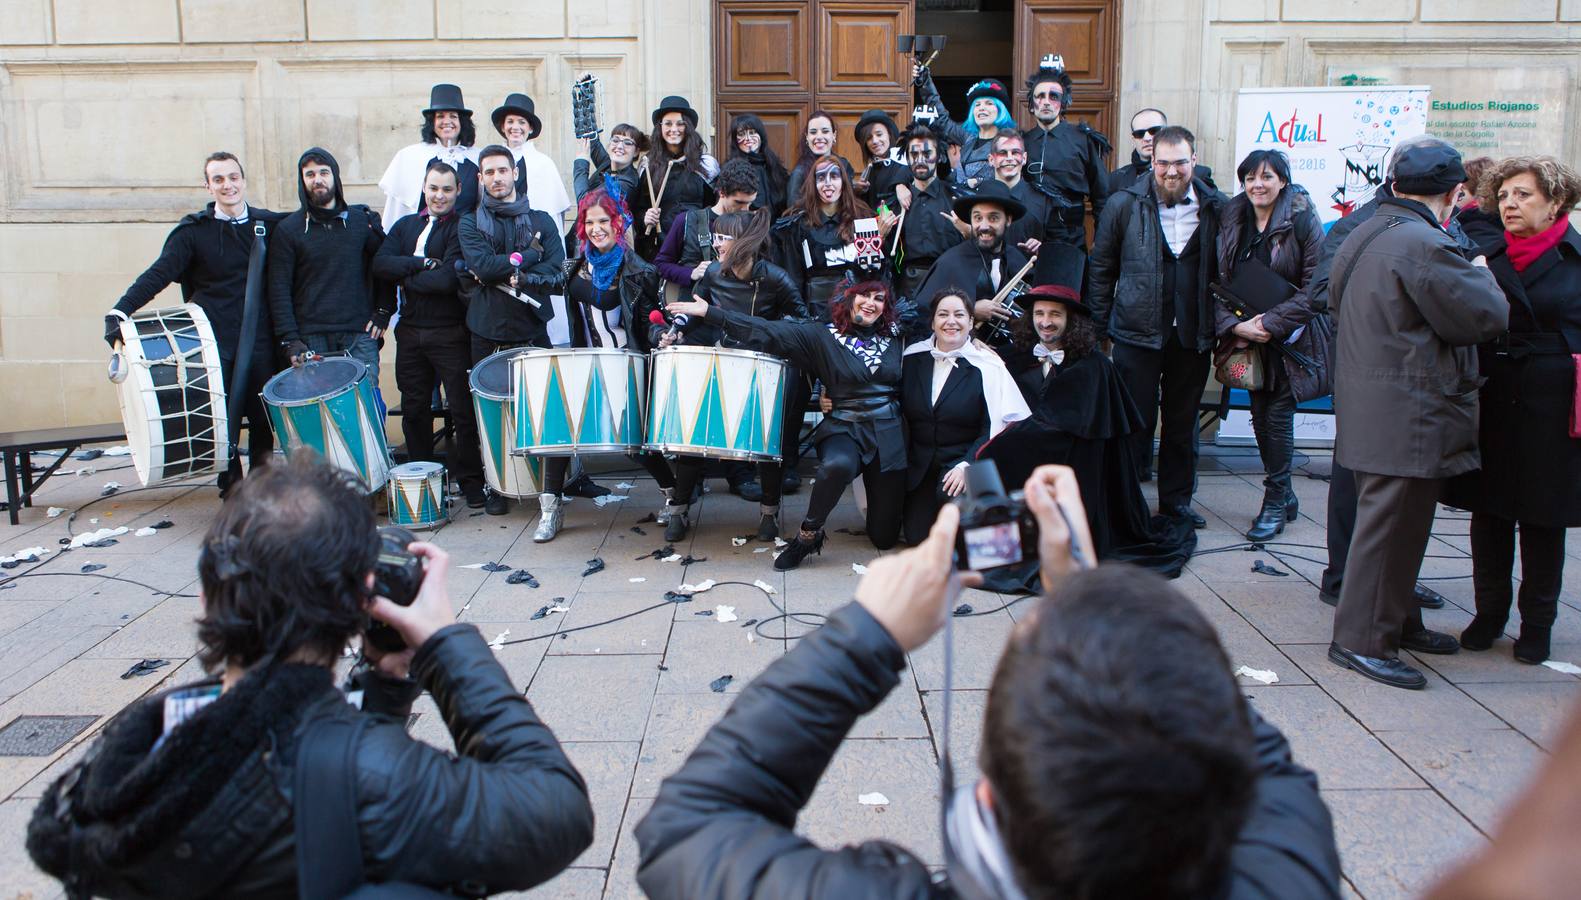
[712,0,1122,170]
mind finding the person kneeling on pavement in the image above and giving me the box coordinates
[635,464,1341,899]
[27,453,593,899]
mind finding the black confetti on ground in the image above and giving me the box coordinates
[630,526,647,536]
[77,449,104,461]
[100,485,119,497]
[1,560,19,570]
[834,527,867,536]
[663,591,693,603]
[581,558,605,576]
[0,583,14,591]
[479,562,511,572]
[635,545,676,560]
[506,569,540,588]
[709,675,734,693]
[656,664,669,671]
[952,603,973,616]
[636,513,657,524]
[694,610,714,616]
[120,659,169,679]
[150,519,174,530]
[530,606,550,621]
[740,618,758,628]
[735,533,758,543]
[83,538,119,548]
[1251,560,1288,577]
[80,563,106,573]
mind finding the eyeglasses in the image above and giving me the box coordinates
[1132,125,1163,139]
[609,137,637,149]
[711,233,734,246]
[1152,157,1192,171]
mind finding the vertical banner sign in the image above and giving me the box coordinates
[1232,86,1430,229]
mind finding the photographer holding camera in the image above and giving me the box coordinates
[635,463,1340,900]
[28,454,593,899]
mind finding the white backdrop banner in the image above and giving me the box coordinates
[1233,86,1431,227]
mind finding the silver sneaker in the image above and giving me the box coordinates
[533,493,563,543]
[655,487,675,526]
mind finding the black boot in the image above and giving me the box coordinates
[1514,624,1551,665]
[773,528,825,571]
[1459,615,1506,651]
[756,505,779,542]
[1245,502,1286,542]
[1284,493,1300,520]
[664,504,690,542]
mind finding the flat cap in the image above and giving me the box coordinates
[1391,142,1466,195]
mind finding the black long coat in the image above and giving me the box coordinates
[1444,226,1581,526]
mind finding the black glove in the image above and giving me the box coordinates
[103,314,123,349]
[284,339,311,365]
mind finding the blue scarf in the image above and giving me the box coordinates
[586,243,625,291]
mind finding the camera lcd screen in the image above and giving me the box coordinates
[962,521,1023,570]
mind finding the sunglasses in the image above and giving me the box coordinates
[1132,125,1163,139]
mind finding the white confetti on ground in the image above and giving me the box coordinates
[104,445,132,457]
[716,605,738,623]
[134,527,158,537]
[548,605,570,614]
[753,579,777,595]
[102,481,121,493]
[774,537,788,548]
[615,482,635,490]
[754,547,771,553]
[1542,660,1581,675]
[89,518,99,525]
[662,554,682,562]
[678,578,716,594]
[1234,665,1279,685]
[488,629,511,649]
[851,563,868,575]
[593,494,630,507]
[858,792,890,806]
[629,577,646,583]
[746,632,756,643]
[71,467,97,476]
[70,527,128,549]
[732,537,748,547]
[2,547,50,566]
[46,507,65,518]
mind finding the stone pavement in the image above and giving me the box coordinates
[1,444,1577,900]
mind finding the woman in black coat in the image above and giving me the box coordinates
[1446,157,1581,665]
[631,97,718,261]
[655,208,809,544]
[785,110,854,206]
[773,156,896,319]
[1214,150,1323,542]
[727,113,790,218]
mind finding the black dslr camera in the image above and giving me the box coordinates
[366,525,425,653]
[953,460,1039,572]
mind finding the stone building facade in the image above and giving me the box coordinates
[1,0,1577,431]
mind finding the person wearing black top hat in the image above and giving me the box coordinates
[492,91,575,350]
[1019,57,1112,249]
[915,68,1015,190]
[852,109,910,212]
[379,84,480,226]
[982,243,1196,580]
[911,181,1030,348]
[632,96,718,261]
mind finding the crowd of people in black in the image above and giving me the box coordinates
[74,55,1581,898]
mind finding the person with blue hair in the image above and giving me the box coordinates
[914,64,1014,190]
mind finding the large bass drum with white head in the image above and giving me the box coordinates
[106,305,230,486]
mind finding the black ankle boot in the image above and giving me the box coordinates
[773,529,825,571]
[1459,615,1507,651]
[1514,624,1551,665]
[756,505,779,542]
[1284,493,1299,520]
[664,505,690,542]
[1245,503,1285,542]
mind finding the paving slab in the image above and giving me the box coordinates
[1244,686,1425,790]
[1324,789,1485,900]
[526,654,661,743]
[631,692,733,799]
[560,741,641,868]
[1375,729,1544,833]
[1458,681,1581,750]
[1284,643,1509,734]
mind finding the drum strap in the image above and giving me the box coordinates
[227,223,268,452]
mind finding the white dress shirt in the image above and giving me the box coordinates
[1157,185,1199,257]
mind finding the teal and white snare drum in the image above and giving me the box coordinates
[261,357,392,492]
[387,461,448,528]
[645,346,786,462]
[468,348,542,498]
[511,349,646,456]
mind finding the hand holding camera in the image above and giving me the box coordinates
[365,528,457,673]
[1021,464,1096,591]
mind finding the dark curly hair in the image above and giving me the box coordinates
[830,279,898,335]
[1011,295,1097,361]
[195,452,378,671]
[421,110,477,148]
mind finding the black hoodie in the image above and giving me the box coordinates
[113,202,286,358]
[267,147,392,342]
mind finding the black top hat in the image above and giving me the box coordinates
[855,109,900,149]
[422,84,471,116]
[952,180,1026,221]
[652,96,699,129]
[491,93,542,141]
[965,79,1012,111]
[1024,242,1089,313]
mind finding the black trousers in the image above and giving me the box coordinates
[220,343,278,489]
[802,434,904,549]
[543,452,674,496]
[1333,472,1434,658]
[782,367,812,476]
[903,464,953,546]
[396,323,483,495]
[1321,458,1358,596]
[673,457,782,507]
[1110,333,1210,509]
[1471,513,1566,630]
[1248,358,1296,505]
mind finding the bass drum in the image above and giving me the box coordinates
[261,357,392,493]
[645,346,786,462]
[468,348,543,498]
[107,305,230,486]
[511,349,646,455]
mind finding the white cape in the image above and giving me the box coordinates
[378,141,478,226]
[903,338,1031,438]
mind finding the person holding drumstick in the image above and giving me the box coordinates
[654,208,808,544]
[666,280,905,569]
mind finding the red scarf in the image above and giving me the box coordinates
[1504,217,1568,272]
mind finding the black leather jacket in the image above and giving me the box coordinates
[28,625,593,899]
[563,251,663,352]
[661,258,807,349]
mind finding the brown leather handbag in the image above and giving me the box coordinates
[1215,344,1267,391]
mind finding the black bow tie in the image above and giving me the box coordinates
[1164,195,1192,209]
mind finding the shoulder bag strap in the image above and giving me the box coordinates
[225,223,268,452]
[1330,216,1403,307]
[294,715,369,900]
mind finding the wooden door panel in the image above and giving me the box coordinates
[715,98,808,165]
[1015,1,1115,92]
[716,2,812,92]
[816,1,912,94]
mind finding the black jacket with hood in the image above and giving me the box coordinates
[114,203,287,359]
[267,147,391,343]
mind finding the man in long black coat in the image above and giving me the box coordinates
[912,181,1029,347]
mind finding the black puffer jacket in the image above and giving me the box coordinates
[27,625,593,899]
[1087,174,1226,352]
[634,602,1341,900]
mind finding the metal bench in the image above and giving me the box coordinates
[0,423,126,525]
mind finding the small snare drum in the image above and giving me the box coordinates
[387,461,448,529]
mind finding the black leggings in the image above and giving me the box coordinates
[543,452,675,495]
[803,434,904,549]
[674,457,782,507]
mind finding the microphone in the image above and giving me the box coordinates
[648,309,690,341]
[508,251,523,288]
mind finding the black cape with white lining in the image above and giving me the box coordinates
[978,348,1196,585]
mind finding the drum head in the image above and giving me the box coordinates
[470,348,526,400]
[264,357,365,403]
[391,461,445,479]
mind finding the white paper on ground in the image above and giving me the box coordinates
[851,563,869,575]
[488,629,511,649]
[2,547,51,565]
[47,507,65,518]
[593,494,630,507]
[1234,665,1279,684]
[732,537,748,546]
[548,605,570,614]
[1541,660,1581,675]
[858,792,890,806]
[662,554,682,562]
[774,537,788,548]
[679,578,716,594]
[753,579,777,595]
[134,527,158,537]
[70,527,129,549]
[754,547,771,553]
[615,482,635,490]
[104,445,132,456]
[716,605,738,623]
[629,577,646,583]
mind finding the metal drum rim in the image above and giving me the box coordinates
[262,357,370,407]
[468,347,533,402]
[648,345,787,367]
[642,442,784,463]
